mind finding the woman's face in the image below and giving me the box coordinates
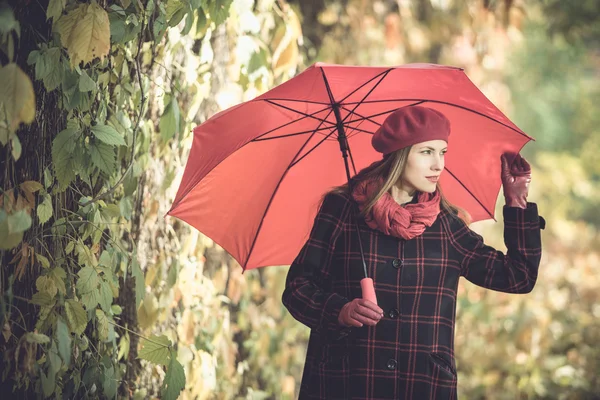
[398,140,447,194]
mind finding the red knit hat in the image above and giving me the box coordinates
[372,106,451,155]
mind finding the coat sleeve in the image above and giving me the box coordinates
[282,192,352,337]
[449,202,545,293]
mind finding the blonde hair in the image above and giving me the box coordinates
[328,146,471,225]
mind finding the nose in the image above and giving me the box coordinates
[432,154,444,171]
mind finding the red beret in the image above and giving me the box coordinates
[371,106,451,155]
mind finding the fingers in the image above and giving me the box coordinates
[358,299,384,315]
[520,156,531,172]
[344,318,364,328]
[502,152,531,178]
[501,153,510,172]
[351,300,383,326]
[349,312,380,326]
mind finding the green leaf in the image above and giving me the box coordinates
[79,70,97,92]
[46,0,66,21]
[37,193,53,224]
[36,275,58,297]
[131,258,145,310]
[76,265,99,293]
[65,240,75,254]
[0,4,18,35]
[90,141,116,175]
[101,204,121,219]
[103,364,117,399]
[138,334,171,365]
[10,135,22,160]
[36,253,51,269]
[7,210,32,233]
[50,267,67,295]
[31,291,55,306]
[111,304,122,315]
[161,352,186,400]
[159,98,180,141]
[52,127,79,190]
[196,8,208,36]
[43,167,53,189]
[99,279,113,313]
[91,124,126,146]
[153,10,167,39]
[95,309,109,341]
[117,332,130,361]
[42,48,63,92]
[166,0,186,25]
[0,210,22,249]
[76,242,98,267]
[56,317,72,367]
[46,0,67,21]
[119,196,133,220]
[166,261,178,288]
[40,369,55,397]
[65,299,87,335]
[81,288,101,310]
[209,0,233,26]
[49,341,62,370]
[99,250,112,267]
[24,332,50,344]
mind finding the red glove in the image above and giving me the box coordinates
[338,299,384,328]
[501,152,531,209]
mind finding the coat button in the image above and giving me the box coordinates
[389,309,399,318]
[386,359,397,370]
[392,258,403,269]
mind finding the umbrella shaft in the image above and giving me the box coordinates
[332,103,352,182]
[332,103,369,279]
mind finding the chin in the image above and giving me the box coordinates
[419,183,438,193]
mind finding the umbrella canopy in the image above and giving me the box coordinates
[168,63,532,271]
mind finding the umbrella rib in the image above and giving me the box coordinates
[338,70,393,126]
[343,99,531,139]
[340,101,425,127]
[342,101,427,140]
[289,127,338,168]
[253,126,338,142]
[337,68,395,104]
[258,97,330,106]
[252,101,334,141]
[264,99,336,126]
[443,166,496,221]
[243,107,336,271]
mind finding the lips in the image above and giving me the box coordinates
[426,176,439,183]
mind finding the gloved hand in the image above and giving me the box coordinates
[338,298,384,328]
[501,152,531,209]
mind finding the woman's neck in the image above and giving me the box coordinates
[390,184,415,205]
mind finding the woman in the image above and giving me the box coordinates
[282,106,545,399]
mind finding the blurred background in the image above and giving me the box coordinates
[0,0,598,399]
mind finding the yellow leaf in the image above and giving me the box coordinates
[137,294,159,330]
[0,63,36,132]
[20,181,44,194]
[56,1,110,67]
[271,9,302,77]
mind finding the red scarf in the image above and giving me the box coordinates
[351,178,441,240]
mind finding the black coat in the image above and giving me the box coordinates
[283,192,545,399]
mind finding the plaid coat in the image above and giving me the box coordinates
[282,191,545,400]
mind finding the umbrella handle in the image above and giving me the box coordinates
[360,278,377,305]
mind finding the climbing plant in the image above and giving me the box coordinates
[0,0,304,398]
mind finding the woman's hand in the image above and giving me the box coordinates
[338,299,384,327]
[501,152,531,209]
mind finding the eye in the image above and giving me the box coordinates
[421,150,432,154]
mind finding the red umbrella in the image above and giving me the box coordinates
[168,63,532,278]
